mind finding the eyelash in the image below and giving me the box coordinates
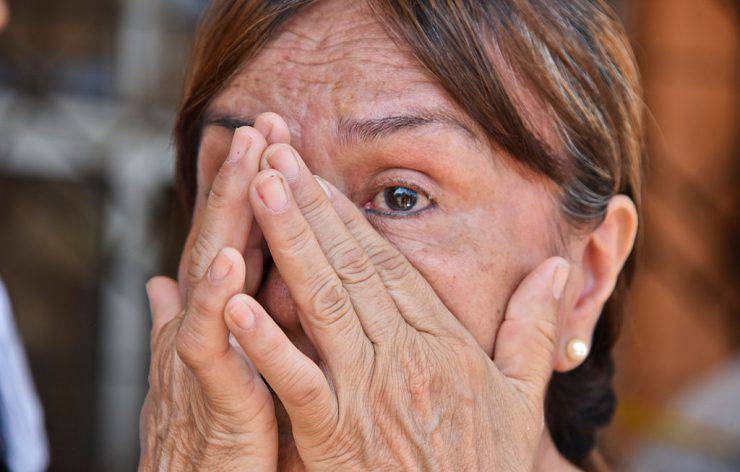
[363,179,436,218]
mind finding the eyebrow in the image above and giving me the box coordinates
[202,108,478,143]
[337,110,477,144]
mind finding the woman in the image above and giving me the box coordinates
[140,0,642,470]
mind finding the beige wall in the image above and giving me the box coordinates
[608,0,739,461]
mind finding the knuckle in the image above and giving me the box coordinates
[282,365,324,409]
[458,348,490,383]
[150,312,182,353]
[206,184,231,212]
[244,372,261,401]
[371,248,411,282]
[402,351,437,398]
[534,317,558,350]
[279,219,315,256]
[308,273,353,326]
[254,330,286,363]
[188,286,218,318]
[298,188,331,223]
[174,317,211,369]
[328,240,374,285]
[175,330,200,367]
[188,231,218,282]
[396,336,450,403]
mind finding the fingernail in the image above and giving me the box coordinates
[266,147,300,181]
[229,298,255,330]
[315,175,332,199]
[551,260,570,300]
[256,174,289,211]
[208,250,233,282]
[226,127,252,163]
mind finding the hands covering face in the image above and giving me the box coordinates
[140,113,570,471]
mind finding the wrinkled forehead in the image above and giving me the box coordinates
[207,0,462,143]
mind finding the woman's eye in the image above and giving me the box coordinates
[366,185,433,216]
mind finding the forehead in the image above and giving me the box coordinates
[208,0,462,137]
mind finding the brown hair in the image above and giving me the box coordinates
[174,0,643,467]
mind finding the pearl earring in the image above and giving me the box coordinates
[566,339,589,363]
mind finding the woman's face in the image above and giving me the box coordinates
[185,1,580,361]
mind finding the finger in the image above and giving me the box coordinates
[225,294,337,436]
[321,179,464,336]
[178,248,266,409]
[177,247,246,372]
[243,113,290,294]
[493,257,570,404]
[146,276,182,342]
[179,249,275,420]
[186,126,266,293]
[260,144,402,342]
[249,169,371,374]
[254,112,291,145]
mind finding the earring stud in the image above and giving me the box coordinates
[566,339,589,363]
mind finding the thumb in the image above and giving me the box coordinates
[493,257,570,404]
[146,276,183,341]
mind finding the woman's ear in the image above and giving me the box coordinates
[554,195,638,372]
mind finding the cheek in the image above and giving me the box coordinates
[417,248,508,356]
[256,267,302,330]
[388,207,555,357]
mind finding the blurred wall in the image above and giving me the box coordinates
[0,0,199,470]
[608,0,739,467]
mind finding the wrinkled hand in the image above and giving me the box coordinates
[223,138,571,471]
[138,114,290,471]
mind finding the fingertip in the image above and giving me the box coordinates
[254,112,291,144]
[229,125,266,160]
[261,143,300,181]
[510,257,570,309]
[234,124,266,145]
[225,294,259,332]
[315,178,355,217]
[212,247,246,280]
[146,274,174,289]
[146,276,182,336]
[253,114,274,142]
[145,277,157,299]
[260,142,279,170]
[145,276,178,304]
[220,246,245,267]
[249,169,291,214]
[494,258,573,401]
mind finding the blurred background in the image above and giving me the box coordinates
[0,0,737,470]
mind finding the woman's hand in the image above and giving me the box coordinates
[223,142,571,471]
[139,115,291,471]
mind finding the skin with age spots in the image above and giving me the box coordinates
[184,1,580,469]
[143,1,637,470]
[192,2,570,357]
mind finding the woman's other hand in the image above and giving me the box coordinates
[138,114,290,471]
[224,141,571,471]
